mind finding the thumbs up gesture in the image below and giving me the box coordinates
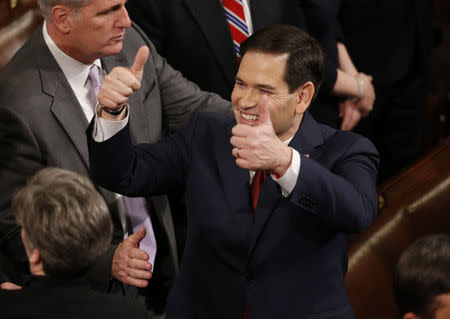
[230,95,292,176]
[98,46,149,116]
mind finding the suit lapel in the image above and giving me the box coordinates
[289,112,325,158]
[33,31,91,170]
[184,0,237,86]
[216,120,252,217]
[247,112,325,258]
[247,177,281,259]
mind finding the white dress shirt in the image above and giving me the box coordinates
[42,22,101,121]
[43,22,131,238]
[241,0,254,35]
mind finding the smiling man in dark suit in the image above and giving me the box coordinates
[88,25,379,319]
[0,0,230,316]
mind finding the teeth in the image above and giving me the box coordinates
[241,113,258,121]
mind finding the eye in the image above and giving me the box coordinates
[259,88,271,94]
[99,4,121,15]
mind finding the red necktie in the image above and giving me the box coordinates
[245,171,268,319]
[250,170,268,212]
[222,0,249,57]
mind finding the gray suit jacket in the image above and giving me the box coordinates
[0,22,231,315]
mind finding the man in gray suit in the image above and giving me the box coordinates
[0,0,230,316]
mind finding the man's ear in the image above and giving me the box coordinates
[29,249,41,265]
[403,312,420,319]
[295,81,315,114]
[51,5,73,34]
[21,229,44,274]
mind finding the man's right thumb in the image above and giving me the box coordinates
[128,226,146,246]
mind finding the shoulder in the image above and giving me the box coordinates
[122,22,157,54]
[0,27,42,77]
[0,27,50,112]
[317,124,379,167]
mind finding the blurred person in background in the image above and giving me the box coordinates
[394,234,450,319]
[339,0,432,182]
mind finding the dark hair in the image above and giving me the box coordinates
[240,24,324,100]
[13,168,113,277]
[394,234,450,318]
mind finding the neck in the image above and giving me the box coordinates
[30,262,46,276]
[46,22,95,65]
[279,113,303,142]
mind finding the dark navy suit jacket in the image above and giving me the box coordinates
[88,112,379,319]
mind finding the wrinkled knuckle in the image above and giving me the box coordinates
[125,87,133,96]
[119,96,127,105]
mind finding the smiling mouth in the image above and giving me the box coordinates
[241,112,258,121]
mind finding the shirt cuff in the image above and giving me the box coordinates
[92,104,129,142]
[271,148,301,197]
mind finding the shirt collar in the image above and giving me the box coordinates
[283,136,294,146]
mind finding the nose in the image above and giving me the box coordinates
[117,6,132,28]
[235,87,260,110]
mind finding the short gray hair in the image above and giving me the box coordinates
[38,0,90,20]
[12,167,112,277]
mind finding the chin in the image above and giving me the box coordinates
[104,42,124,56]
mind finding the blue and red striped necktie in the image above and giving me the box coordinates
[222,0,249,57]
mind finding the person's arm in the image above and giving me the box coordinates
[337,42,357,75]
[289,135,379,233]
[87,113,193,198]
[229,96,379,233]
[334,42,376,130]
[0,105,40,287]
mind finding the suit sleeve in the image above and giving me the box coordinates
[289,134,379,233]
[87,113,196,198]
[0,105,39,284]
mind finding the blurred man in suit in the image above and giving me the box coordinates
[339,0,432,182]
[126,0,375,131]
[394,234,450,319]
[88,25,379,319]
[0,168,148,319]
[0,0,230,316]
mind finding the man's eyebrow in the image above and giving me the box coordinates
[235,77,276,91]
[96,3,121,15]
[256,83,276,91]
